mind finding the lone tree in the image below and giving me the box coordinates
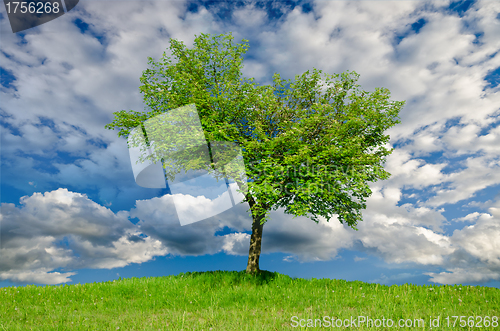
[105,32,404,274]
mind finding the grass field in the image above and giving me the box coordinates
[0,270,498,330]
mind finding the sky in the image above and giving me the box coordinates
[0,0,499,289]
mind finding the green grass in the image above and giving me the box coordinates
[0,270,498,330]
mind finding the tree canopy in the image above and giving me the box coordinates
[105,32,404,273]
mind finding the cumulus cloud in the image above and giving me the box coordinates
[129,194,355,260]
[0,0,226,206]
[0,189,168,284]
[1,185,499,285]
[357,186,500,284]
[451,208,500,267]
[355,184,454,266]
[425,156,500,207]
[262,211,355,261]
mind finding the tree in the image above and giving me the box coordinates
[105,32,405,274]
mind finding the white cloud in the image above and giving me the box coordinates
[262,211,355,261]
[221,232,251,256]
[358,186,500,284]
[357,218,454,266]
[384,150,448,190]
[425,156,500,207]
[426,268,500,285]
[1,183,499,285]
[232,3,268,28]
[129,193,355,261]
[451,210,500,267]
[0,189,167,284]
[0,270,77,285]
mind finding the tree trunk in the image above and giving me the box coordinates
[246,210,264,274]
[236,178,266,274]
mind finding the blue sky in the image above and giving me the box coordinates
[1,0,500,289]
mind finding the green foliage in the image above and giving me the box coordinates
[105,32,405,229]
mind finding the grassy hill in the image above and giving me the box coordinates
[0,270,498,330]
